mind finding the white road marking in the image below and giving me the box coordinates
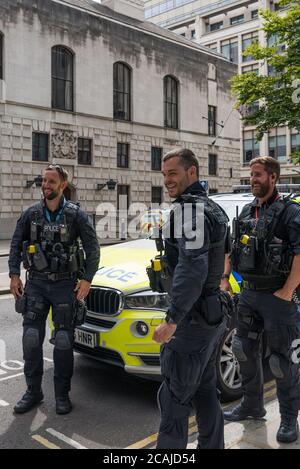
[0,400,9,406]
[0,372,24,382]
[46,428,87,449]
[43,358,53,363]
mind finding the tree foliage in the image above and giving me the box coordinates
[231,0,300,164]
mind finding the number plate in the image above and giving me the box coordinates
[74,329,96,349]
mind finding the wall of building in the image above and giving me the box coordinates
[0,0,240,239]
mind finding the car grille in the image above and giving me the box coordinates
[139,355,161,367]
[85,316,116,329]
[74,344,124,366]
[86,287,122,316]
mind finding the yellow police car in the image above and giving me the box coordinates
[72,238,241,402]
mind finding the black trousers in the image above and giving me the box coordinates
[157,317,226,449]
[22,278,76,397]
[235,289,300,417]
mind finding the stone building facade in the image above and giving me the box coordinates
[0,0,240,239]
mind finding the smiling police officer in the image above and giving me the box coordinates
[9,164,100,415]
[225,156,300,443]
[152,149,230,449]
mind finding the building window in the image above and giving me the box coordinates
[242,32,258,62]
[191,29,196,39]
[180,33,186,37]
[51,46,74,111]
[152,186,163,204]
[113,62,131,121]
[32,133,49,162]
[78,138,92,165]
[221,37,238,63]
[0,33,3,80]
[243,130,259,164]
[164,75,179,129]
[151,147,162,171]
[207,43,218,52]
[208,154,218,176]
[210,21,223,32]
[268,131,286,162]
[291,133,300,153]
[267,33,286,52]
[251,9,259,20]
[117,184,130,210]
[230,14,244,25]
[242,64,259,75]
[117,143,129,168]
[208,105,217,137]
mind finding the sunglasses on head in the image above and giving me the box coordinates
[45,164,68,180]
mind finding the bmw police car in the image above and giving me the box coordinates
[71,185,300,402]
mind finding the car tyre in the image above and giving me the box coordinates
[216,326,243,402]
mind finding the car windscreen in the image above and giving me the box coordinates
[213,198,254,226]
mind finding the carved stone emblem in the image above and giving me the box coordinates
[52,131,77,159]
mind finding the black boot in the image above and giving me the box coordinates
[56,396,72,415]
[224,402,266,422]
[276,416,299,443]
[14,387,44,414]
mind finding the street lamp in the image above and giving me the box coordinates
[96,179,118,191]
[25,175,43,188]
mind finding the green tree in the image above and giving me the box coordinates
[231,0,300,164]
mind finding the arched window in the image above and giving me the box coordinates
[113,62,131,121]
[164,75,179,129]
[0,33,3,80]
[52,46,74,111]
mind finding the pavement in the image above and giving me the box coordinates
[0,240,12,295]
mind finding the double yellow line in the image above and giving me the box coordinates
[127,380,276,450]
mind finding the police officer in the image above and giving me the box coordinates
[152,149,229,449]
[224,156,300,443]
[9,164,100,415]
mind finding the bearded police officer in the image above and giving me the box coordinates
[224,156,300,443]
[9,164,100,415]
[152,149,230,449]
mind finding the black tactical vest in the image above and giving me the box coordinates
[231,197,294,287]
[164,194,229,294]
[25,200,84,273]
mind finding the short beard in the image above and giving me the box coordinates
[252,183,270,198]
[43,190,59,200]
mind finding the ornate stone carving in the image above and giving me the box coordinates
[51,131,77,159]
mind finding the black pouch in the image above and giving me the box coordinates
[200,294,223,326]
[74,299,87,326]
[15,295,27,315]
[55,303,73,328]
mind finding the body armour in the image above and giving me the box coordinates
[165,194,229,293]
[231,197,294,286]
[22,200,84,274]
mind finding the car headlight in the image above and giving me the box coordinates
[124,291,170,311]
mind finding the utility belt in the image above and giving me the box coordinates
[242,280,279,291]
[188,290,234,328]
[22,241,84,274]
[28,271,76,282]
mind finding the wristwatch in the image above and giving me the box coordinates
[165,312,176,325]
[221,274,230,280]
